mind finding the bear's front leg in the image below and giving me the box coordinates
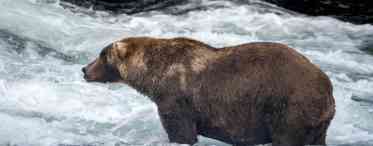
[157,98,198,145]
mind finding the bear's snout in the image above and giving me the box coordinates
[82,59,102,82]
[82,67,87,74]
[82,66,90,81]
[82,58,122,83]
[82,66,94,82]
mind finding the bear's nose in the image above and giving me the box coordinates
[82,67,87,74]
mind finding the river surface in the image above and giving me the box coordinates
[0,0,373,146]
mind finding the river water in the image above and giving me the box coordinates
[0,0,373,146]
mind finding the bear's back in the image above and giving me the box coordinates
[193,42,312,98]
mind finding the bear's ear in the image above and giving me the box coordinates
[112,41,128,60]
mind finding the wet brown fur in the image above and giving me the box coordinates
[83,37,336,146]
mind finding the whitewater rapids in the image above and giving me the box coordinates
[0,0,373,145]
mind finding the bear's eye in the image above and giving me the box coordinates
[99,43,115,64]
[100,50,106,58]
[98,51,106,63]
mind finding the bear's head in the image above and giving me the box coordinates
[82,41,132,83]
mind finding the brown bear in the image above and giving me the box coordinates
[82,37,335,146]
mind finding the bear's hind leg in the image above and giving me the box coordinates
[270,102,307,146]
[271,126,307,146]
[304,121,331,145]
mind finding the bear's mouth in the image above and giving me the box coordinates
[83,74,99,82]
[83,76,95,82]
[82,61,123,83]
[83,73,122,83]
[82,69,103,82]
[82,67,96,82]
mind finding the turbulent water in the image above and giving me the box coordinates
[0,0,373,145]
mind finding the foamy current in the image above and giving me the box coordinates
[0,0,372,145]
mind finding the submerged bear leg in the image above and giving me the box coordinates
[270,102,307,146]
[271,125,307,146]
[304,120,331,145]
[157,98,197,145]
[305,127,326,145]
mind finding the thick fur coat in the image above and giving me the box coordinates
[83,37,335,146]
